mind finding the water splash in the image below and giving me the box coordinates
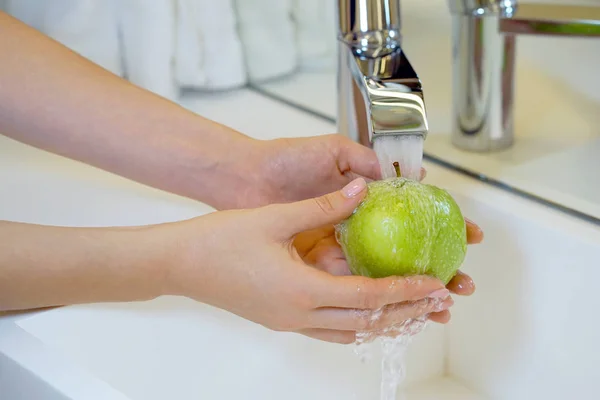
[353,298,444,400]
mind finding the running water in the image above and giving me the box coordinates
[373,134,424,180]
[353,298,444,400]
[357,133,430,400]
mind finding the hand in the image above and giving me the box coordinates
[165,178,453,344]
[254,134,382,206]
[294,217,484,325]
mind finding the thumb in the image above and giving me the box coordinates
[272,178,368,237]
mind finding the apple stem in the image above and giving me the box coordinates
[393,162,402,178]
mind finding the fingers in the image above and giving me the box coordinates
[446,271,476,296]
[344,170,376,184]
[271,178,368,237]
[338,137,382,181]
[311,273,448,310]
[465,218,484,244]
[296,328,356,345]
[305,236,352,276]
[429,310,451,324]
[309,296,453,331]
[296,305,453,344]
[314,252,352,276]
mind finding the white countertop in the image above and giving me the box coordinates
[2,88,600,400]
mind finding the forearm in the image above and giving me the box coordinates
[0,220,173,312]
[0,11,259,209]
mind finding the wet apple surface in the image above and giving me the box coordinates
[336,175,467,285]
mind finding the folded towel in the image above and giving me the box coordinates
[3,1,341,95]
[292,0,336,71]
[233,0,297,83]
[115,0,179,100]
[174,0,247,91]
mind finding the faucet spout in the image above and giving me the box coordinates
[336,0,428,148]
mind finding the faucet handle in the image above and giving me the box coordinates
[337,0,401,37]
[337,0,403,58]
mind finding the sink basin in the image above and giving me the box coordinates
[1,90,599,400]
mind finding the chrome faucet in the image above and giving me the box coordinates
[336,0,428,149]
[449,1,600,152]
[336,1,600,154]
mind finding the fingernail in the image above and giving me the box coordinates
[428,289,450,299]
[465,218,482,231]
[342,178,367,198]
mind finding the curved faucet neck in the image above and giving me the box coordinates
[336,0,428,148]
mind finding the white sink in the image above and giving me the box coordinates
[1,90,600,400]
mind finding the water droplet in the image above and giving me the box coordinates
[433,297,446,312]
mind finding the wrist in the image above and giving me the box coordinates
[113,225,180,302]
[156,213,232,302]
[148,218,206,299]
[168,119,269,210]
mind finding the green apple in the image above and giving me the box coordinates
[336,171,467,284]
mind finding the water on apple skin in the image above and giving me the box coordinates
[355,134,429,400]
[373,134,424,180]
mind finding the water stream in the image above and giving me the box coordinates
[373,134,424,181]
[358,134,429,400]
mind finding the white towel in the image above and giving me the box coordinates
[174,0,247,91]
[115,0,179,101]
[4,0,249,98]
[233,0,298,83]
[292,0,337,71]
[2,1,341,95]
[3,0,123,77]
